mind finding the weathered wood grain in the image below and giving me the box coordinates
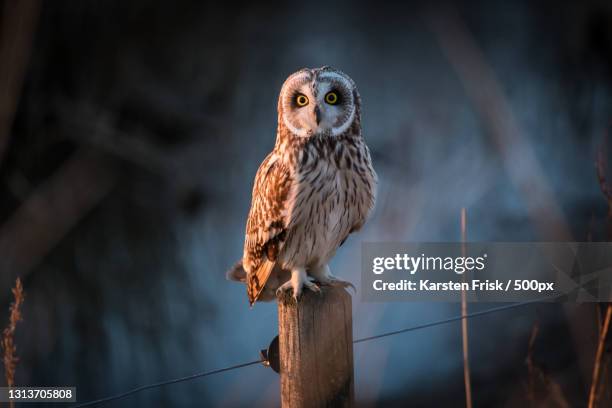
[278,286,354,408]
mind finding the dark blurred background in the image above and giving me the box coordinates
[0,0,611,406]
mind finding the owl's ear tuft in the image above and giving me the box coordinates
[226,260,247,282]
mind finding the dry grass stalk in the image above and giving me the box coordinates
[526,321,540,405]
[460,208,473,408]
[588,304,612,408]
[588,132,612,408]
[2,278,24,393]
[525,322,570,408]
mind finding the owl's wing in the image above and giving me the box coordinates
[243,153,292,305]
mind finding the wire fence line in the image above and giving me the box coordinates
[352,298,545,344]
[73,360,262,408]
[74,298,549,407]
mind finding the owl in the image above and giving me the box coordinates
[228,66,377,306]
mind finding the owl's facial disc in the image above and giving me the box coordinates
[281,70,355,138]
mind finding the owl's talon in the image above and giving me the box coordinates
[319,277,356,293]
[277,268,322,301]
[304,279,321,294]
[346,282,357,293]
[309,265,355,293]
[276,280,295,298]
[333,281,356,293]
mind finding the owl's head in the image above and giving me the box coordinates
[278,67,360,138]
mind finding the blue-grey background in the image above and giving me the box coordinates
[1,0,611,406]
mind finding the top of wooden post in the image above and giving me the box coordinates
[276,285,351,307]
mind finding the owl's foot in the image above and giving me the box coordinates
[320,276,356,293]
[310,264,356,293]
[276,268,320,301]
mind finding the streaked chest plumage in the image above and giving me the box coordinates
[277,135,376,269]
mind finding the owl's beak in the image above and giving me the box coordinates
[314,105,321,125]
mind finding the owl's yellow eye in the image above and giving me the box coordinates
[325,91,339,105]
[295,94,309,107]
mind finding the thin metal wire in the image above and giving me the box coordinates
[74,298,548,407]
[353,298,545,344]
[73,360,261,407]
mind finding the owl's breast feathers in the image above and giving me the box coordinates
[243,135,376,305]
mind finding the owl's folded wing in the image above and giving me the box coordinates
[243,153,292,305]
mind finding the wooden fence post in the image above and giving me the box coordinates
[278,286,354,408]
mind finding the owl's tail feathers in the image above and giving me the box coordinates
[247,260,276,306]
[227,259,276,306]
[226,260,247,282]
